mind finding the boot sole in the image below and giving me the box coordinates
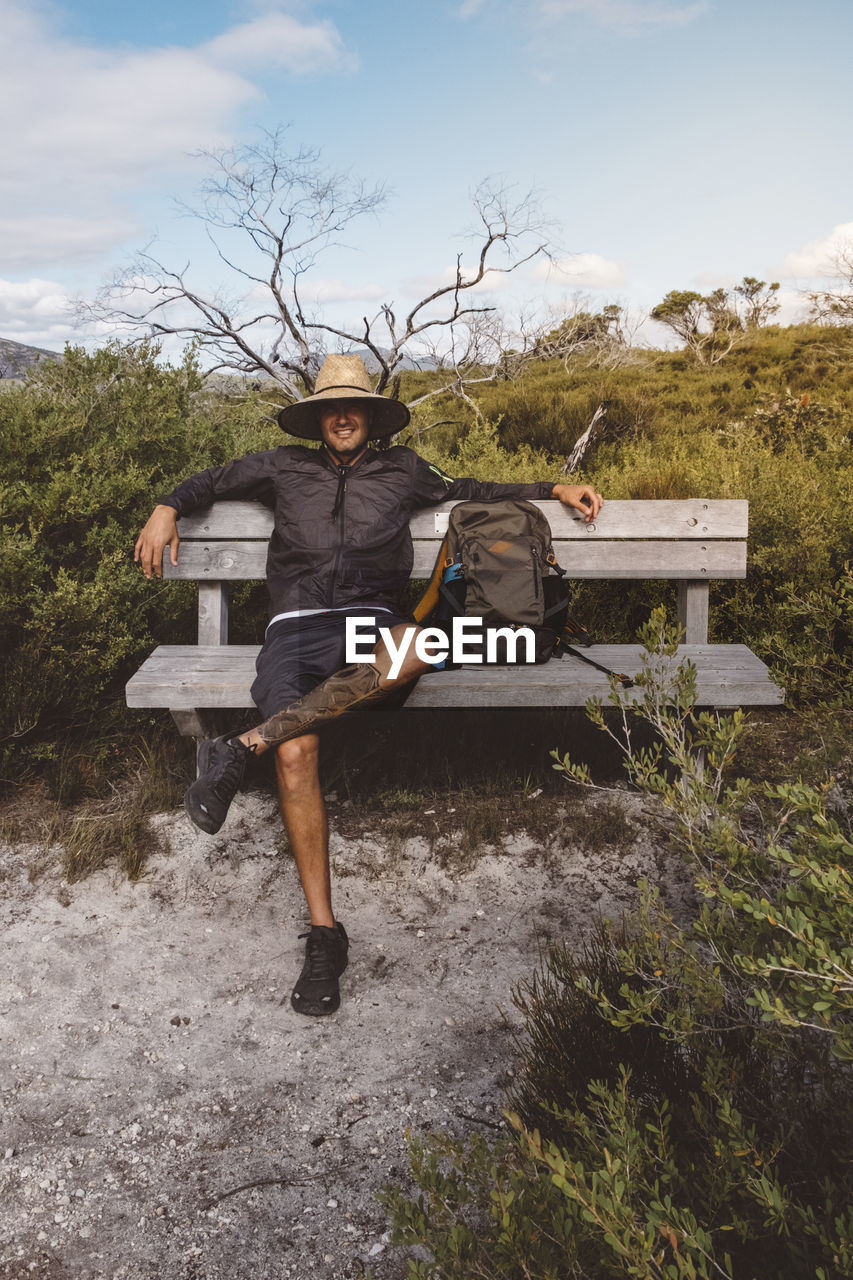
[183,787,225,835]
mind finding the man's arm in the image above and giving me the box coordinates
[407,452,603,522]
[135,450,278,580]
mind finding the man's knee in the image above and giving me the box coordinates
[274,734,320,791]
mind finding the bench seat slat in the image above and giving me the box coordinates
[177,499,749,541]
[126,644,784,710]
[131,643,770,674]
[164,539,747,581]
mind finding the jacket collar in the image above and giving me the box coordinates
[320,442,375,471]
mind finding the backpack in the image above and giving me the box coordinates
[414,500,570,665]
[412,499,634,683]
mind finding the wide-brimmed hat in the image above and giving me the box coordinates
[277,353,410,440]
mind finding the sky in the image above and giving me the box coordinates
[2,0,852,358]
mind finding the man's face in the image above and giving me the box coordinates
[319,399,371,459]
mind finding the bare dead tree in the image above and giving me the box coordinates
[78,129,553,411]
[807,245,853,324]
[493,299,638,381]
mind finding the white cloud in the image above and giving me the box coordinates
[0,2,352,270]
[202,12,350,74]
[536,253,627,289]
[778,222,853,278]
[401,265,511,297]
[0,277,73,346]
[771,286,809,326]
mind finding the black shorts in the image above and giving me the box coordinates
[250,607,412,718]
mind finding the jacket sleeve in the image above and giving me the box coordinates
[159,450,278,517]
[407,451,555,509]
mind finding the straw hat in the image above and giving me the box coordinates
[277,353,410,440]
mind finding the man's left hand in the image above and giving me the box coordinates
[551,483,604,522]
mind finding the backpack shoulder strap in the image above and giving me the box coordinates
[411,534,450,623]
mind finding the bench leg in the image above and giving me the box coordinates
[170,710,233,776]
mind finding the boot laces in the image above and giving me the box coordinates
[209,740,245,801]
[298,931,339,982]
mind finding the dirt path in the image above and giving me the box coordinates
[0,790,685,1279]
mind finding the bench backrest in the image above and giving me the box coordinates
[167,498,749,646]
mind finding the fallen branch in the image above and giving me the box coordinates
[202,1168,330,1210]
[562,404,606,474]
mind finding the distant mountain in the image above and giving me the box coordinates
[0,337,62,380]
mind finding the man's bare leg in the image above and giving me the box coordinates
[273,733,334,928]
[267,624,433,914]
[266,626,431,1014]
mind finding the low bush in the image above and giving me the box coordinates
[382,614,853,1278]
[0,341,277,782]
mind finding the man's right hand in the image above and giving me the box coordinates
[134,505,180,579]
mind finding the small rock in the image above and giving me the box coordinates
[327,1198,338,1209]
[170,1015,181,1027]
[181,1016,191,1025]
[3,1147,14,1160]
[368,1243,385,1257]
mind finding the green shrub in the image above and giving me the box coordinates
[0,341,277,779]
[383,615,853,1278]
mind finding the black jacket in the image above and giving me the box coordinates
[162,444,555,619]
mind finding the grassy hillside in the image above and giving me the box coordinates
[401,326,852,702]
[0,327,849,804]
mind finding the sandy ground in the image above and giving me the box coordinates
[0,788,690,1279]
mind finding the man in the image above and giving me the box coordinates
[135,354,603,1018]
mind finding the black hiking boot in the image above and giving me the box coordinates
[184,734,252,835]
[290,923,349,1017]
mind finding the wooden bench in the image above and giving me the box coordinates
[125,498,784,736]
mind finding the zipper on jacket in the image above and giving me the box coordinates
[331,465,348,521]
[329,463,349,607]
